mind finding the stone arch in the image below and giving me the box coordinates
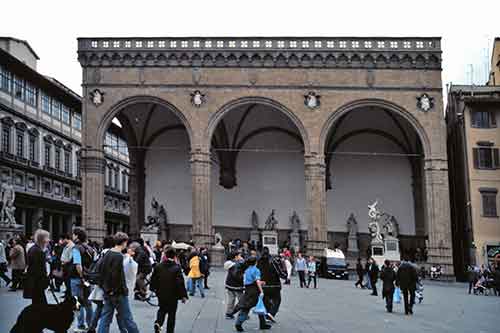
[206,96,311,154]
[319,98,431,158]
[97,95,194,149]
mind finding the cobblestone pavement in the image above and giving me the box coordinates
[1,271,499,333]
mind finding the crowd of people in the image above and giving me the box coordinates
[2,230,500,332]
[466,264,500,296]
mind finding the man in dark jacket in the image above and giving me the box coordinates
[150,246,188,333]
[380,260,396,312]
[257,247,286,322]
[354,258,365,288]
[98,232,140,333]
[368,257,380,296]
[134,239,152,300]
[397,257,418,315]
[224,251,244,319]
[199,248,210,289]
[24,229,50,305]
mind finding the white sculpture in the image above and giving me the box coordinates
[346,213,358,237]
[367,200,383,242]
[214,232,223,248]
[304,91,320,109]
[190,90,205,107]
[0,181,18,228]
[90,89,104,106]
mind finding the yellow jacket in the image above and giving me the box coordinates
[188,255,202,278]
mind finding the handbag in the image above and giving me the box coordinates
[253,294,267,315]
[393,287,401,304]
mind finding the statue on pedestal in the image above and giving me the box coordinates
[290,211,300,233]
[144,197,168,231]
[251,210,259,230]
[264,209,278,231]
[0,180,21,228]
[346,213,359,253]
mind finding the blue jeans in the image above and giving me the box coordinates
[70,278,93,329]
[97,294,139,333]
[189,278,204,297]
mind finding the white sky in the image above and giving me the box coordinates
[2,0,499,96]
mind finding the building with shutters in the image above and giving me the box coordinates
[0,37,130,240]
[447,82,500,278]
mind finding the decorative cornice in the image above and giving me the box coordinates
[77,37,442,70]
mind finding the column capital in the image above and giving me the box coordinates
[81,155,106,174]
[424,158,448,171]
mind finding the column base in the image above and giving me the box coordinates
[305,239,329,257]
[427,246,454,277]
[85,226,107,242]
[192,233,213,249]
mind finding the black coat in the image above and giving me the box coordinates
[380,266,396,297]
[23,244,49,299]
[150,260,188,304]
[397,262,418,290]
[369,263,380,281]
[257,255,283,289]
[225,261,245,291]
[356,262,364,276]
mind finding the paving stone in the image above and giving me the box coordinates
[0,271,499,332]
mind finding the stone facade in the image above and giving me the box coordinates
[77,37,453,275]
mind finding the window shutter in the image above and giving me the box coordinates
[473,148,479,169]
[493,148,500,169]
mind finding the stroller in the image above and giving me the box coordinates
[415,278,424,303]
[473,276,496,295]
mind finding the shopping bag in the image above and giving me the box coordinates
[393,287,401,304]
[253,294,267,315]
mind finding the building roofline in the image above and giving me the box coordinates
[0,48,81,109]
[0,37,40,60]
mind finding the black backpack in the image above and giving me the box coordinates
[85,250,108,285]
[272,257,288,280]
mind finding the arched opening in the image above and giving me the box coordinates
[100,98,192,240]
[209,100,307,249]
[323,103,427,261]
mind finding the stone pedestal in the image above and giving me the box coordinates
[0,225,24,242]
[141,227,159,245]
[347,235,359,253]
[262,230,279,255]
[384,236,401,263]
[210,245,225,267]
[290,231,301,253]
[250,229,260,247]
[371,238,385,267]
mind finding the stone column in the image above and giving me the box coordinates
[128,148,146,239]
[81,149,106,241]
[304,154,328,257]
[412,161,426,237]
[424,158,454,277]
[191,150,213,248]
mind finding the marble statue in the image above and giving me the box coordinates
[264,209,278,230]
[346,213,358,237]
[367,201,383,242]
[290,211,300,233]
[0,180,18,228]
[251,210,259,230]
[145,197,168,230]
[214,232,223,248]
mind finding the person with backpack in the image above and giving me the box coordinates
[88,236,115,333]
[224,251,245,319]
[97,232,140,333]
[134,239,153,300]
[258,247,286,322]
[70,227,95,332]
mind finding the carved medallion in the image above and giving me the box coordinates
[90,89,104,106]
[190,90,205,107]
[304,91,320,109]
[417,93,434,112]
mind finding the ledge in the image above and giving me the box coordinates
[78,37,442,70]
